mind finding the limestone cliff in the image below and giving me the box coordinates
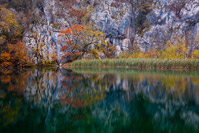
[8,0,199,61]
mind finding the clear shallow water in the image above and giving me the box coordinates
[1,68,199,132]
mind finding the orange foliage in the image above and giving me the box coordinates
[65,52,70,57]
[61,45,69,51]
[58,24,114,61]
[57,34,62,37]
[71,24,86,31]
[1,75,11,83]
[66,40,71,44]
[0,53,11,61]
[58,25,87,61]
[0,72,28,95]
[0,41,30,67]
[60,29,72,35]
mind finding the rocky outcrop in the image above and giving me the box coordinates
[20,0,199,61]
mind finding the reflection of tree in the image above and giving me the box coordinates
[0,70,29,94]
[2,69,199,132]
[58,69,107,108]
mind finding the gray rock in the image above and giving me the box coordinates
[21,0,199,60]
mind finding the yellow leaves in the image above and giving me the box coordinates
[90,49,99,59]
[192,78,199,85]
[161,42,177,59]
[192,50,199,59]
[174,37,188,58]
[128,53,139,58]
[137,52,147,58]
[0,7,22,43]
[122,37,191,60]
[161,38,188,59]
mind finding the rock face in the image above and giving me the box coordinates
[21,0,199,61]
[91,0,135,53]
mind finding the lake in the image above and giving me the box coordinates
[1,68,199,132]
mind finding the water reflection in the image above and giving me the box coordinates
[1,68,199,132]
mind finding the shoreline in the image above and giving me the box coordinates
[63,59,199,70]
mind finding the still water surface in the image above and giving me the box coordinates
[1,68,199,132]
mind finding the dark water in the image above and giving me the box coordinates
[1,68,199,133]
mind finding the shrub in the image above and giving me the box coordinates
[192,50,199,59]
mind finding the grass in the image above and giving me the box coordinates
[64,58,199,70]
[71,67,199,78]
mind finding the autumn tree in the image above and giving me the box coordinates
[0,7,30,67]
[192,50,199,59]
[0,41,29,67]
[58,24,116,63]
[161,38,188,59]
[191,33,199,59]
[0,7,22,46]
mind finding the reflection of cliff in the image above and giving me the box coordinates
[24,69,59,104]
[1,69,199,132]
[25,69,199,131]
[2,68,199,111]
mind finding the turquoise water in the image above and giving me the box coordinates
[1,68,199,132]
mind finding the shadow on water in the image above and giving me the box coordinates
[1,68,199,132]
